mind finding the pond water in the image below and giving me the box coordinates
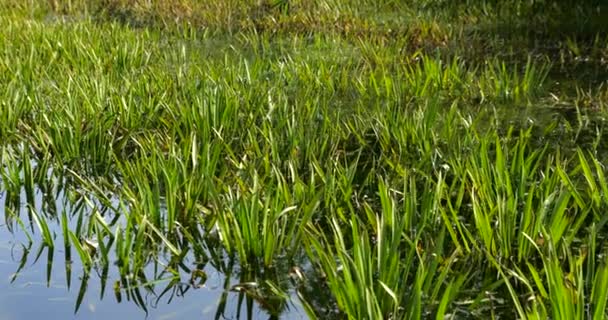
[0,184,310,320]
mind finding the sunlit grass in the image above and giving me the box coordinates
[0,0,607,319]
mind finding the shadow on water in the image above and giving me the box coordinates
[0,163,317,320]
[441,0,608,88]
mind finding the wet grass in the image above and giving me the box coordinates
[1,0,608,319]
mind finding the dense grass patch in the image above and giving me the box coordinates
[1,0,608,319]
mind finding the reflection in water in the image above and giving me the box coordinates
[0,170,312,320]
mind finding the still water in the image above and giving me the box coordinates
[0,185,309,320]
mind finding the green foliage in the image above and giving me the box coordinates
[0,0,607,318]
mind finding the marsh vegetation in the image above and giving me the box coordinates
[1,0,608,319]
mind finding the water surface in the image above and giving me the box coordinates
[0,186,309,320]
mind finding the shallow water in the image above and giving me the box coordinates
[0,184,309,320]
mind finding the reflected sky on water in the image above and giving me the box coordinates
[0,188,308,320]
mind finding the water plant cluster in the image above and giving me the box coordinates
[1,0,608,319]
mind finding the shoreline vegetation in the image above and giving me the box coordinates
[1,0,608,318]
